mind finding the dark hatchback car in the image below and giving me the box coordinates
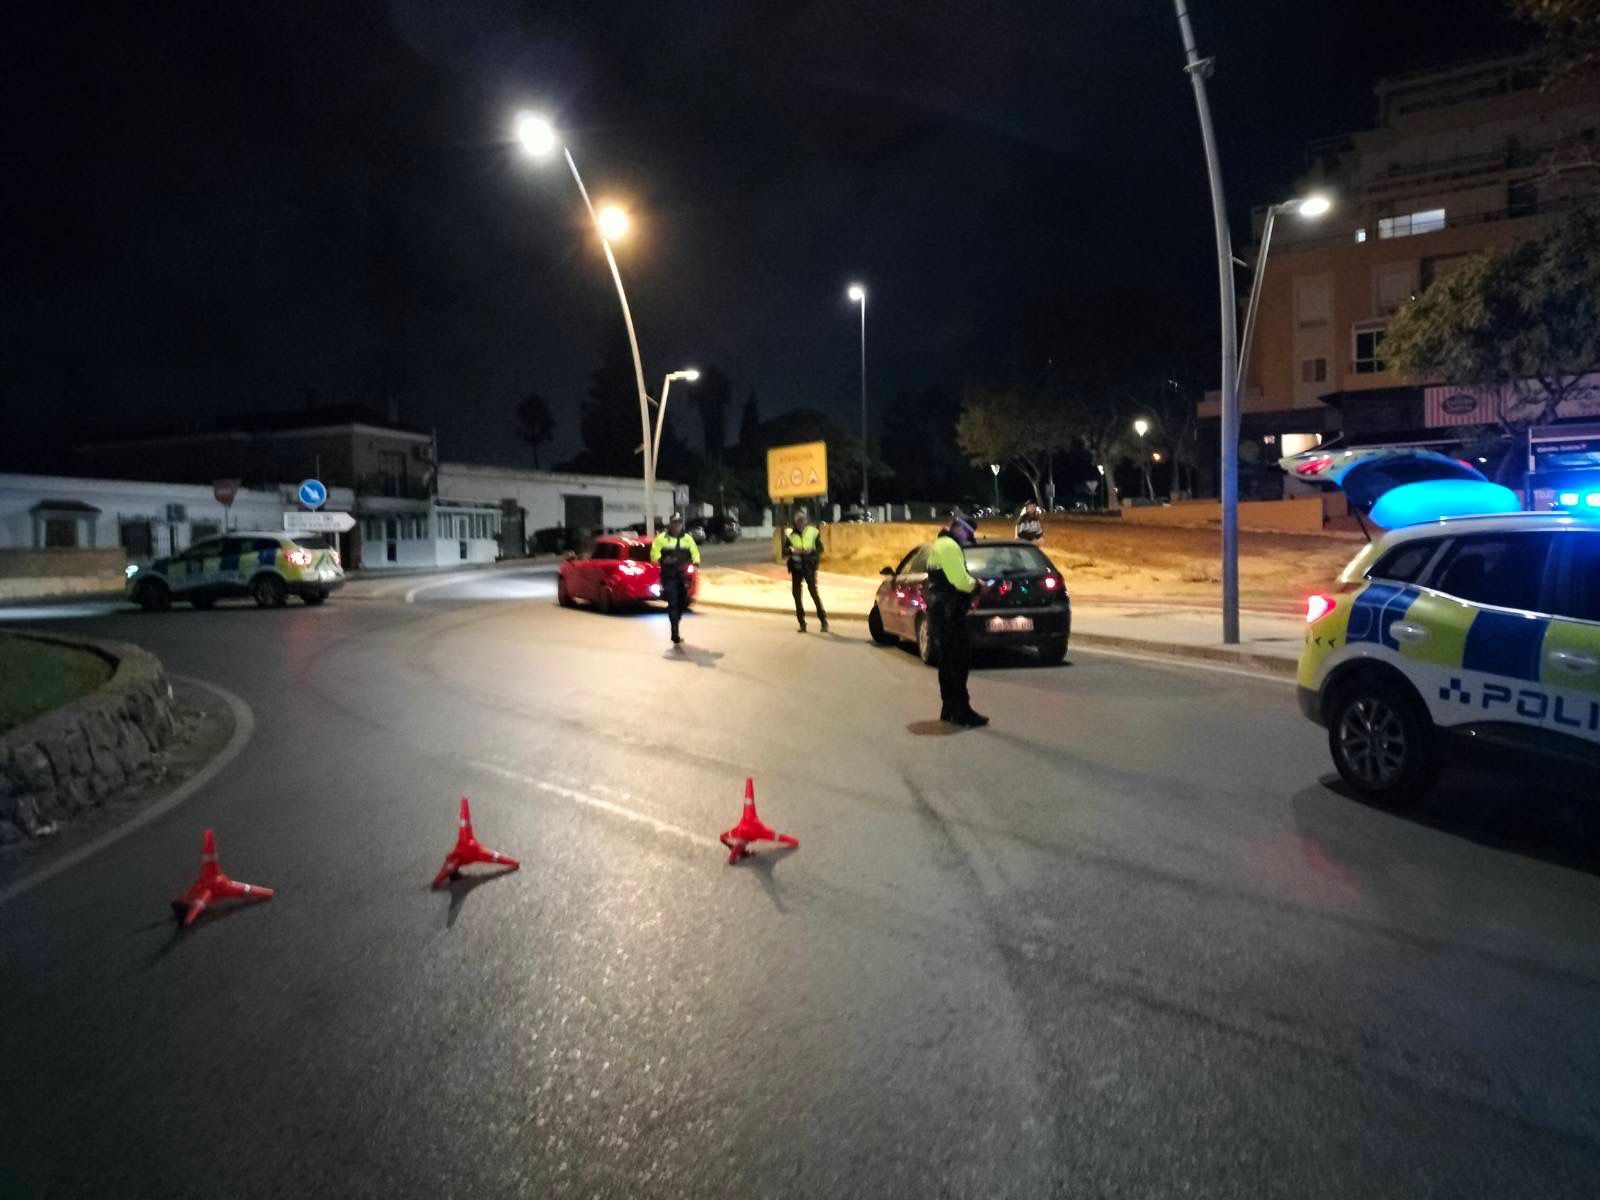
[867,539,1070,665]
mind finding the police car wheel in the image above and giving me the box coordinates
[1328,680,1436,802]
[135,580,171,613]
[301,591,327,606]
[916,615,940,667]
[867,606,895,645]
[251,574,288,609]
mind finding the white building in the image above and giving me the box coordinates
[435,463,684,555]
[0,472,356,560]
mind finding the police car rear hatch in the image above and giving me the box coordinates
[1278,445,1521,528]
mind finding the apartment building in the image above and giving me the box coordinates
[1203,55,1600,497]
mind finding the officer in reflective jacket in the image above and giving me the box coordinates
[650,512,700,645]
[927,510,987,727]
[784,508,829,633]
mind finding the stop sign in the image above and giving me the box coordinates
[213,478,241,507]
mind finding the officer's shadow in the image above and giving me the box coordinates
[905,719,966,736]
[665,643,723,668]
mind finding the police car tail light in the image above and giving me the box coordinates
[1306,593,1337,624]
[286,548,313,567]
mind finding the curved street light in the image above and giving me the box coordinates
[653,368,700,481]
[515,112,661,534]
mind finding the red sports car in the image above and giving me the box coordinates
[556,534,698,613]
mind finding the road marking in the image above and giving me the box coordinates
[1069,643,1298,685]
[404,565,558,604]
[471,762,721,850]
[0,676,256,909]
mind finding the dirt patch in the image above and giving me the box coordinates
[824,518,1361,606]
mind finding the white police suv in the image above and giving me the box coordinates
[1285,446,1600,802]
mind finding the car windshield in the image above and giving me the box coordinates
[627,544,651,562]
[965,545,1051,577]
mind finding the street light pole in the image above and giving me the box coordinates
[516,113,658,536]
[848,284,868,513]
[1172,0,1240,644]
[652,369,700,500]
[1238,195,1330,422]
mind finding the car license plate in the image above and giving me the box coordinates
[987,616,1033,633]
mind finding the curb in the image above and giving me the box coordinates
[694,595,1300,678]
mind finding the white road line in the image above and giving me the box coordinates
[1069,643,1298,686]
[0,676,257,908]
[471,762,721,850]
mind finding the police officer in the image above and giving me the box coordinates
[650,512,700,645]
[927,509,987,727]
[1015,499,1044,542]
[784,508,829,633]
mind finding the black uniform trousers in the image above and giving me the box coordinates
[932,597,972,718]
[790,563,826,626]
[662,572,689,638]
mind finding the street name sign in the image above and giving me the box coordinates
[284,511,355,533]
[767,441,828,500]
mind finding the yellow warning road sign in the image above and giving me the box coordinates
[767,441,828,500]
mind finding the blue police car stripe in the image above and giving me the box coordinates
[1461,609,1550,682]
[1345,582,1419,651]
[257,549,275,566]
[219,554,239,573]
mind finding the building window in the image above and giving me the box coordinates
[1374,263,1417,316]
[119,520,153,560]
[43,518,79,548]
[1354,228,1367,243]
[378,450,406,497]
[1378,208,1446,239]
[1353,324,1388,374]
[1300,358,1328,384]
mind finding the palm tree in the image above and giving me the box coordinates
[513,392,556,468]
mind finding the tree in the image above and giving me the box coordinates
[879,387,976,502]
[690,364,731,459]
[512,392,556,469]
[957,383,1074,506]
[568,318,645,476]
[1515,0,1600,83]
[737,389,761,460]
[1383,205,1600,441]
[1061,388,1135,510]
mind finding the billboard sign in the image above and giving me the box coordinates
[767,441,828,500]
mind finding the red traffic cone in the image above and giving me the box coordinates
[172,829,275,927]
[719,778,799,865]
[432,796,520,887]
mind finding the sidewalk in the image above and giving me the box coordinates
[696,567,1304,677]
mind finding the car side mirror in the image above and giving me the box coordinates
[879,566,894,576]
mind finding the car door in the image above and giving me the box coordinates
[1395,530,1559,738]
[176,538,223,594]
[888,546,930,638]
[1536,528,1600,750]
[215,537,251,596]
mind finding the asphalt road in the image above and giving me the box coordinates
[3,569,1599,1199]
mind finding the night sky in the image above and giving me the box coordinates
[0,0,1524,472]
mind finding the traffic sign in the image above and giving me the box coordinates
[767,441,828,500]
[297,478,327,510]
[213,478,241,507]
[284,510,355,533]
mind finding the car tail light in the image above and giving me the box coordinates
[286,548,313,567]
[997,580,1013,597]
[685,564,697,575]
[1043,575,1059,591]
[1294,454,1334,477]
[1306,593,1337,624]
[330,549,341,567]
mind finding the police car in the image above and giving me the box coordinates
[127,531,344,611]
[1285,446,1600,801]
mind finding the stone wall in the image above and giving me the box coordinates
[0,548,128,601]
[0,633,175,843]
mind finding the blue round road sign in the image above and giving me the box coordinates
[297,478,328,510]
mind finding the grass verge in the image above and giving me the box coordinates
[0,634,114,734]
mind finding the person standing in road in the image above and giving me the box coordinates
[1015,500,1044,543]
[650,512,700,645]
[784,508,829,633]
[927,510,987,727]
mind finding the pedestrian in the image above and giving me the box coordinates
[650,512,700,645]
[927,509,987,727]
[784,507,829,633]
[1015,499,1044,542]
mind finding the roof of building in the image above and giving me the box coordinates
[78,404,433,446]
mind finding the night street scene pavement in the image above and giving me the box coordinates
[5,1,1600,1197]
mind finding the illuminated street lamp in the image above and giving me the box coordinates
[1238,194,1332,404]
[515,111,660,534]
[651,369,700,495]
[989,462,1001,511]
[1133,418,1154,501]
[847,283,868,512]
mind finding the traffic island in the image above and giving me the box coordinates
[0,631,178,843]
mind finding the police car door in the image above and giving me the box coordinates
[1404,530,1560,740]
[179,538,223,594]
[1537,528,1600,752]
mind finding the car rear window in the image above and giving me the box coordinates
[291,535,332,550]
[628,544,651,562]
[965,545,1052,577]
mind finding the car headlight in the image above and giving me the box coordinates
[125,564,140,578]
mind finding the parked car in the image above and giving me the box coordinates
[1283,444,1600,802]
[556,533,699,613]
[867,538,1070,665]
[688,514,742,544]
[127,531,343,611]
